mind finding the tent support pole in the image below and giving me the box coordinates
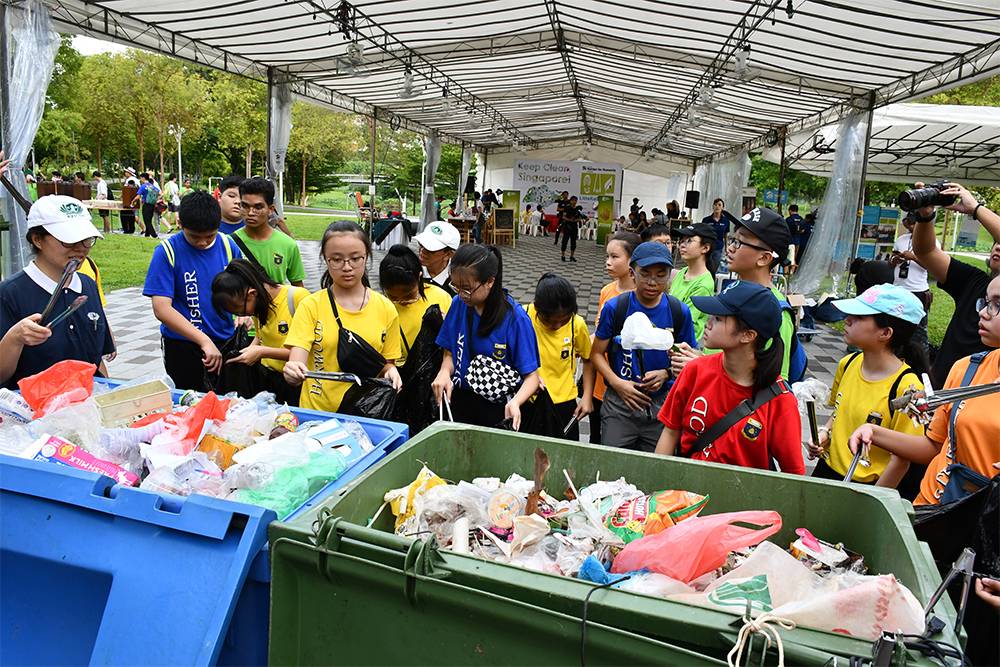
[777,126,787,215]
[0,3,12,278]
[266,67,275,203]
[369,108,377,208]
[688,158,699,219]
[849,92,876,267]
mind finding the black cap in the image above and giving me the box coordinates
[670,222,717,240]
[735,208,791,265]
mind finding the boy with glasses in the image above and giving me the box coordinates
[232,177,305,287]
[590,242,699,451]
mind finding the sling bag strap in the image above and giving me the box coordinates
[686,379,790,458]
[842,351,918,419]
[228,233,267,276]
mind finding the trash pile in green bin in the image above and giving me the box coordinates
[1,374,368,519]
[379,447,926,640]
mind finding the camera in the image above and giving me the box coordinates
[898,180,957,212]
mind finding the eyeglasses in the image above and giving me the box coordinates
[239,202,268,213]
[976,298,1000,317]
[387,291,421,305]
[634,271,669,285]
[324,255,367,269]
[677,237,696,246]
[455,282,485,299]
[727,236,773,254]
[60,237,98,249]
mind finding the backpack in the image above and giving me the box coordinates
[144,184,160,205]
[605,292,686,376]
[842,351,920,419]
[776,298,808,383]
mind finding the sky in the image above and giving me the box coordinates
[72,35,129,56]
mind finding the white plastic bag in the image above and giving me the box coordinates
[792,378,831,413]
[621,312,674,351]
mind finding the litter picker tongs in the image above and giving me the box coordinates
[303,371,361,385]
[39,258,83,325]
[923,547,976,634]
[439,394,454,422]
[890,372,1000,426]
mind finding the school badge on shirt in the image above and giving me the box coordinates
[742,417,763,441]
[493,343,507,360]
[278,320,289,335]
[561,336,571,359]
[273,252,283,266]
[866,411,884,426]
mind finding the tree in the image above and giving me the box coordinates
[288,102,359,206]
[206,74,268,175]
[76,53,129,172]
[919,75,999,107]
[748,153,828,210]
[46,36,83,110]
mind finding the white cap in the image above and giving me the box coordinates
[28,195,104,244]
[414,221,461,251]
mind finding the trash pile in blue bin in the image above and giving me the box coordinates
[376,447,926,641]
[0,366,370,518]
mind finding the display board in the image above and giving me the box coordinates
[493,208,514,231]
[512,159,623,223]
[858,206,900,260]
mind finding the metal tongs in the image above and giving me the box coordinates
[923,547,976,634]
[39,258,83,325]
[439,394,454,422]
[303,371,361,385]
[47,295,88,328]
[890,372,1000,426]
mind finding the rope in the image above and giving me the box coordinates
[727,612,796,667]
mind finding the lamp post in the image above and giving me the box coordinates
[167,124,185,179]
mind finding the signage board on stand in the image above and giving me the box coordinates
[512,159,623,234]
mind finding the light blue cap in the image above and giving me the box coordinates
[832,283,925,325]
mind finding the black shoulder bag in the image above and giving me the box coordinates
[327,287,388,378]
[682,380,790,458]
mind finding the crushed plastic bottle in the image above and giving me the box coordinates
[224,462,277,491]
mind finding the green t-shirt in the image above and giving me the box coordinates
[669,267,716,342]
[233,228,307,284]
[770,286,794,381]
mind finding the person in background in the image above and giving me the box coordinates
[162,173,180,233]
[554,190,570,246]
[132,173,160,238]
[629,197,642,221]
[210,259,308,406]
[283,221,402,412]
[666,200,681,223]
[232,177,305,287]
[74,172,85,184]
[702,198,729,276]
[651,208,667,225]
[785,204,803,264]
[888,211,937,355]
[526,273,594,441]
[179,178,193,200]
[640,223,672,250]
[532,204,547,237]
[669,222,717,342]
[655,281,804,474]
[217,174,246,235]
[431,244,540,430]
[0,196,115,388]
[379,244,451,367]
[561,196,582,263]
[590,231,641,445]
[798,211,815,263]
[143,191,243,391]
[415,221,461,296]
[93,171,110,234]
[435,195,444,221]
[120,168,140,235]
[521,204,533,236]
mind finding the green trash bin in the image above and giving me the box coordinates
[268,423,960,666]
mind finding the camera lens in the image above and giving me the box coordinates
[898,186,940,212]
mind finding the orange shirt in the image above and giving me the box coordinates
[917,349,1000,505]
[593,280,633,402]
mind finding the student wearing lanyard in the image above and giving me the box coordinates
[1,196,115,388]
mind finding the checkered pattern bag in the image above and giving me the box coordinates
[466,355,521,404]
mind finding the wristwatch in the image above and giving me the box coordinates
[972,202,985,222]
[914,210,936,223]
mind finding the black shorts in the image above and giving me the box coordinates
[168,202,178,212]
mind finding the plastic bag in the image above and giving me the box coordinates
[621,312,674,351]
[235,450,347,518]
[32,398,102,450]
[417,481,492,545]
[792,378,831,413]
[341,418,374,453]
[385,465,446,535]
[173,391,227,451]
[18,359,96,417]
[92,421,166,475]
[610,510,782,582]
[341,378,397,422]
[204,323,263,397]
[392,305,445,436]
[521,389,565,439]
[607,490,709,543]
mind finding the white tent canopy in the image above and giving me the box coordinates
[42,0,1000,165]
[761,103,1000,186]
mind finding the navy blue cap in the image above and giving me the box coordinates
[690,280,782,339]
[631,241,674,268]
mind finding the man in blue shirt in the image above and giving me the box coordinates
[798,211,815,263]
[785,205,804,264]
[143,190,242,391]
[702,198,729,275]
[590,242,699,452]
[217,173,246,235]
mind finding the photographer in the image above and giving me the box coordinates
[888,211,937,354]
[908,181,999,387]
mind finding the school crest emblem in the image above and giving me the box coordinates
[273,252,283,266]
[278,321,289,335]
[742,417,763,441]
[493,343,507,360]
[866,411,883,426]
[561,348,570,360]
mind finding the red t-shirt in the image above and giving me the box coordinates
[658,353,805,474]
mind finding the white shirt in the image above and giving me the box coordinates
[25,261,83,294]
[892,233,938,292]
[96,179,108,200]
[423,263,451,288]
[530,211,542,225]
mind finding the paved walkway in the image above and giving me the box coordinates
[104,233,841,447]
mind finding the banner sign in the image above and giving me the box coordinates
[513,159,623,221]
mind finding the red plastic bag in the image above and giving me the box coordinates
[610,510,782,583]
[172,391,228,450]
[18,360,97,418]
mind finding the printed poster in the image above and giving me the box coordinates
[512,159,623,223]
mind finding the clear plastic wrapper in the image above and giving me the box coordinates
[341,418,374,453]
[792,378,831,413]
[418,481,492,544]
[621,312,675,351]
[31,398,101,450]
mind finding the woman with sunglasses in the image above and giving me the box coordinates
[379,245,451,366]
[0,196,115,388]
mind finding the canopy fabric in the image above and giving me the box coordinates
[761,103,1000,186]
[44,0,1000,165]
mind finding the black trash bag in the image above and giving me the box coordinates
[914,474,998,572]
[521,389,565,439]
[972,475,1000,577]
[204,323,264,398]
[340,377,397,421]
[392,305,445,435]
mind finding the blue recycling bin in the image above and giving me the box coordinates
[3,379,409,666]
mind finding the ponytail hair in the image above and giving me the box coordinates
[451,243,510,336]
[320,220,372,290]
[379,244,425,298]
[734,316,785,395]
[873,312,931,378]
[211,258,279,325]
[534,272,577,317]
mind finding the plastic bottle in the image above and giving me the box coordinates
[224,462,276,491]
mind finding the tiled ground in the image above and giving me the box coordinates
[104,232,840,448]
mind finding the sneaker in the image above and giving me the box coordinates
[570,256,577,262]
[561,256,566,262]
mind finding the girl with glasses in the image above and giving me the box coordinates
[283,221,402,413]
[432,244,540,430]
[379,245,451,367]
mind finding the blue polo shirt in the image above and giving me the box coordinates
[436,292,540,391]
[0,264,115,389]
[786,214,803,245]
[218,219,245,235]
[702,215,729,252]
[800,219,814,247]
[143,232,242,342]
[595,291,699,396]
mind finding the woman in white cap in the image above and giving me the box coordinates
[0,195,116,388]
